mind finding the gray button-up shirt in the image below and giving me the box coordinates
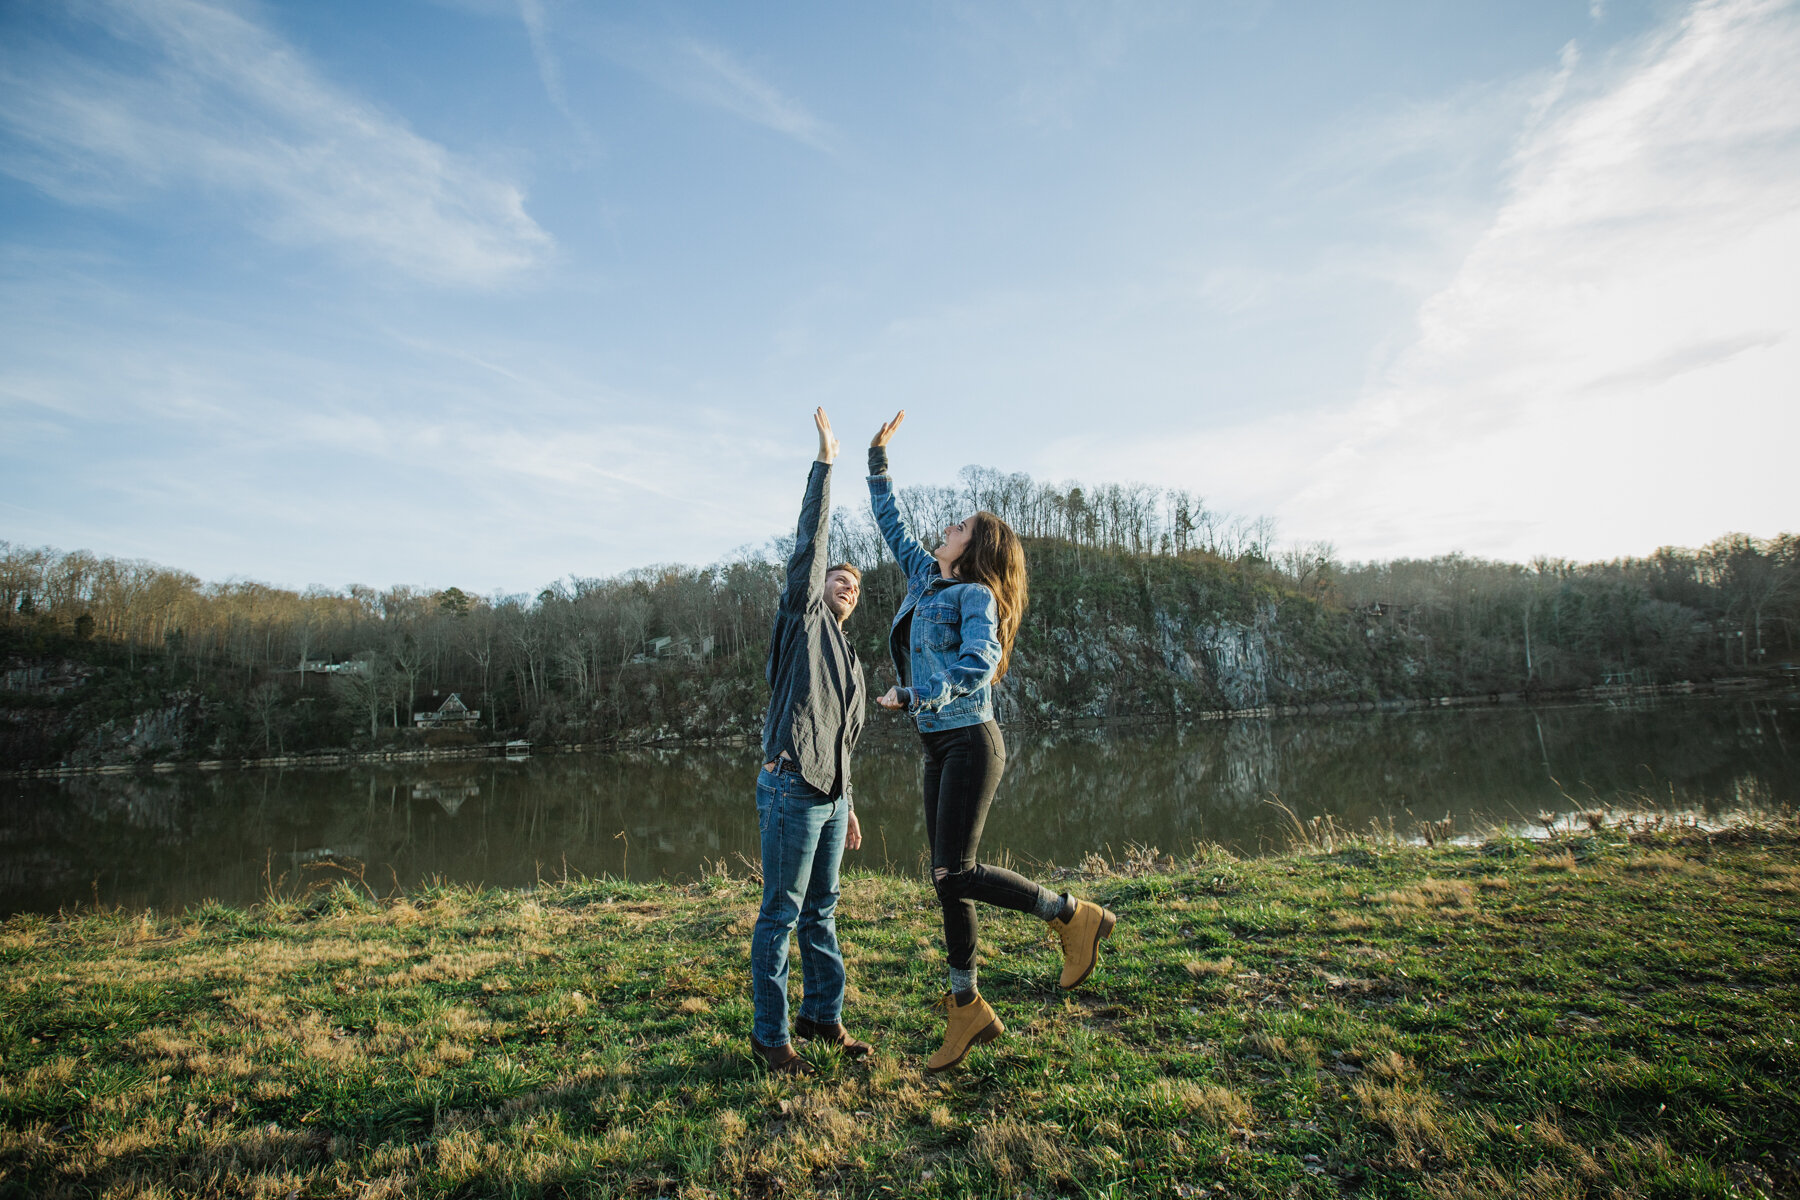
[761,461,866,803]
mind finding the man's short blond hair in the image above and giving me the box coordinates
[827,562,861,582]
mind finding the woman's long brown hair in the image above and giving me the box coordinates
[950,511,1028,681]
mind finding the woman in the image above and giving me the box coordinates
[867,410,1117,1072]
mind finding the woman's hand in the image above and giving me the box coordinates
[815,407,839,464]
[876,687,906,710]
[845,810,863,851]
[870,410,905,448]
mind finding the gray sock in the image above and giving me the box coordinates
[1031,887,1066,921]
[948,965,977,996]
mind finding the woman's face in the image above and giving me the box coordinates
[935,514,977,573]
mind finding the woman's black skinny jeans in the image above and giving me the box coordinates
[921,719,1049,970]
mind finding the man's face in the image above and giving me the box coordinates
[824,569,860,622]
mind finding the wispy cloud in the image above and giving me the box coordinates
[517,0,569,113]
[1577,330,1786,393]
[517,0,595,147]
[0,0,551,285]
[670,39,835,151]
[1047,0,1800,561]
[1288,40,1581,236]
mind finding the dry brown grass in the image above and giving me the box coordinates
[383,949,514,985]
[435,1127,504,1185]
[1747,857,1800,897]
[1247,1032,1321,1069]
[1152,1079,1253,1131]
[1529,1115,1604,1179]
[1352,1079,1448,1169]
[61,1115,332,1200]
[11,1055,79,1090]
[969,1117,1072,1182]
[1623,850,1704,875]
[713,1108,747,1146]
[1423,1163,1592,1200]
[1183,955,1235,978]
[1364,1050,1422,1084]
[1376,877,1477,912]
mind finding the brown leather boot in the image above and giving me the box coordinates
[926,992,1004,1072]
[1048,898,1117,989]
[750,1035,815,1076]
[794,1016,873,1058]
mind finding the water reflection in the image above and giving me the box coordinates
[3,695,1794,916]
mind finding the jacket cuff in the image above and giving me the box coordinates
[867,444,889,476]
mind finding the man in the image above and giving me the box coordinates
[749,406,871,1075]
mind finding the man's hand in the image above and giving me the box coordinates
[815,407,840,464]
[871,410,905,448]
[876,687,906,710]
[845,810,863,851]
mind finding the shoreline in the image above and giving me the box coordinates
[5,675,1786,781]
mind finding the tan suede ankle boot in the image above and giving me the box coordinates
[926,992,1003,1072]
[1048,898,1117,989]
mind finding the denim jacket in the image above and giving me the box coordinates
[867,446,1001,733]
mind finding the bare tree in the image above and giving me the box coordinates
[1278,540,1339,596]
[331,654,395,739]
[390,629,426,721]
[248,681,283,753]
[1704,534,1794,664]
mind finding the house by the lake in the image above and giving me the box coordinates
[413,692,481,729]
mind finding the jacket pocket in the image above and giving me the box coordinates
[916,600,960,651]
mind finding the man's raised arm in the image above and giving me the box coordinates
[780,407,840,613]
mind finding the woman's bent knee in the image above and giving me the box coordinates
[933,867,973,902]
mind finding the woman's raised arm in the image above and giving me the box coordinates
[866,410,937,580]
[871,410,904,450]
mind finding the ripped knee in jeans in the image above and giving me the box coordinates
[933,867,970,901]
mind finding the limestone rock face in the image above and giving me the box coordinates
[1190,605,1277,712]
[1,658,98,696]
[1003,595,1358,722]
[74,691,210,765]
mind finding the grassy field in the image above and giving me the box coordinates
[3,819,1798,1199]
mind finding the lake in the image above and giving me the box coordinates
[3,693,1795,916]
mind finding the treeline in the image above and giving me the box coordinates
[833,465,1275,562]
[1334,533,1799,687]
[2,467,1796,766]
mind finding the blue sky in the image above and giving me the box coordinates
[1,0,1794,594]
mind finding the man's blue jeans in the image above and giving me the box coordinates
[750,766,848,1047]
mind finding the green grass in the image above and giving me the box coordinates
[3,821,1799,1199]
